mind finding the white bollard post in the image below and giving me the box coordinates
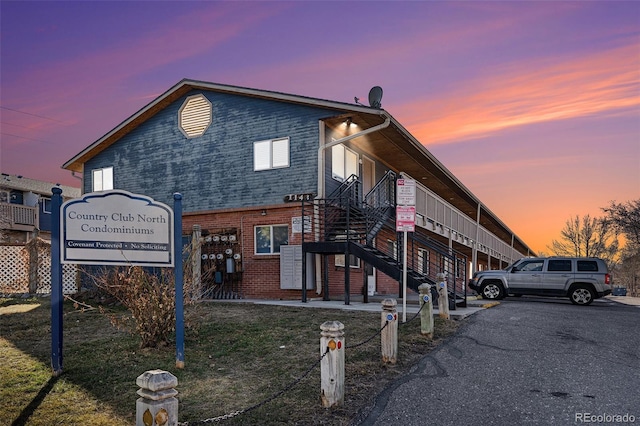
[320,321,345,407]
[418,283,434,338]
[381,299,398,364]
[436,272,450,320]
[136,369,178,426]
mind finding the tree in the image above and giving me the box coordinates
[602,199,640,255]
[548,214,619,265]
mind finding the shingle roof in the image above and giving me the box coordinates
[1,173,81,198]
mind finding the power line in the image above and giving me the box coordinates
[1,106,65,123]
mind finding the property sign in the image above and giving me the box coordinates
[396,178,416,206]
[61,190,174,266]
[396,206,416,232]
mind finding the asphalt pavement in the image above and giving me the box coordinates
[354,295,640,426]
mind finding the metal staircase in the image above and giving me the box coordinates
[302,171,467,307]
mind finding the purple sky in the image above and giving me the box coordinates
[1,1,638,253]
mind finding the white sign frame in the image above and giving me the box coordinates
[61,190,174,267]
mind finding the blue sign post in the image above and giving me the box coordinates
[50,189,185,374]
[174,193,185,368]
[51,187,63,376]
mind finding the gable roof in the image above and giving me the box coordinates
[62,78,534,256]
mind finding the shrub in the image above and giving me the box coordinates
[93,266,176,348]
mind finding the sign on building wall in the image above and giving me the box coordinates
[60,190,174,267]
[292,216,312,234]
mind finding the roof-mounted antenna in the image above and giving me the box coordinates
[354,96,366,107]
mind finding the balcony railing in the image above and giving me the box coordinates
[0,202,38,230]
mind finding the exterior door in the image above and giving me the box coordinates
[362,156,375,196]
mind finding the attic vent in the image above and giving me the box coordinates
[179,94,212,138]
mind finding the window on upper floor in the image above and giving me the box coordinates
[92,167,113,192]
[331,143,358,182]
[255,224,288,254]
[0,191,8,204]
[254,137,290,171]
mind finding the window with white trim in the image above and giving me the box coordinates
[254,137,290,171]
[418,249,430,275]
[331,143,358,182]
[92,167,113,191]
[42,198,52,214]
[255,224,288,254]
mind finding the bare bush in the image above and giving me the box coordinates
[92,266,176,348]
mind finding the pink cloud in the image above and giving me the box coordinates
[395,42,640,146]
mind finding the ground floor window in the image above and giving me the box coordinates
[255,224,288,254]
[335,254,360,268]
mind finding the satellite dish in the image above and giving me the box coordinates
[368,86,383,109]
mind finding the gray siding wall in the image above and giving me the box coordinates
[84,90,341,212]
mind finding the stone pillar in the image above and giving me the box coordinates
[136,370,178,426]
[320,321,345,407]
[436,272,450,320]
[418,283,434,338]
[381,299,398,364]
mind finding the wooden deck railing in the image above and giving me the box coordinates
[0,202,38,229]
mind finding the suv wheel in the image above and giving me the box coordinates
[480,282,504,300]
[569,285,595,306]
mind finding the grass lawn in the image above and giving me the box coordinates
[1,296,460,425]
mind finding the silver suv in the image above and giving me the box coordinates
[468,257,612,306]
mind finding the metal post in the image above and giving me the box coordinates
[174,193,184,369]
[50,187,63,376]
[402,230,408,322]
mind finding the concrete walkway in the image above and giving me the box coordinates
[208,294,489,320]
[606,295,640,306]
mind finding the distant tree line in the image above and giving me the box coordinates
[548,199,640,296]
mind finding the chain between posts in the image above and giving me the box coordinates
[179,347,331,425]
[178,301,426,424]
[399,299,426,326]
[345,320,389,350]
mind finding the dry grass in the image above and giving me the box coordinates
[0,296,460,425]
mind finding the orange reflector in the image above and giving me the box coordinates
[328,340,337,350]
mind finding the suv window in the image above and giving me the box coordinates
[577,260,599,272]
[548,259,572,271]
[517,260,544,272]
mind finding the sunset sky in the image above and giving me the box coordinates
[1,1,638,254]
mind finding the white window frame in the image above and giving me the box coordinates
[418,249,430,275]
[92,166,113,192]
[255,224,289,255]
[254,137,290,171]
[331,143,358,182]
[42,197,52,214]
[335,254,361,268]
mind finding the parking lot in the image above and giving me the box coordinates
[360,295,640,425]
